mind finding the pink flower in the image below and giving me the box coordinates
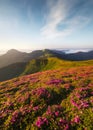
[33,106,39,111]
[11,110,20,123]
[32,88,51,100]
[73,115,80,123]
[80,100,89,108]
[91,92,93,95]
[47,79,63,85]
[70,99,79,108]
[64,124,69,130]
[55,111,59,117]
[35,117,48,128]
[59,118,66,124]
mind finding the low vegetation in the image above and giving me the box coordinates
[0,65,93,130]
[22,58,93,75]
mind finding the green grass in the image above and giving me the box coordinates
[0,65,93,130]
[21,57,93,75]
[0,56,93,81]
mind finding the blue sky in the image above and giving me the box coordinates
[0,0,93,50]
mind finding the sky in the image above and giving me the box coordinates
[0,0,93,50]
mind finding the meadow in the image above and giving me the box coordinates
[0,65,93,130]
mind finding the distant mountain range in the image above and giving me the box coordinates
[0,49,55,68]
[56,50,93,61]
[0,49,93,81]
[0,49,93,68]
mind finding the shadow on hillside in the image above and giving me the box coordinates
[48,85,75,105]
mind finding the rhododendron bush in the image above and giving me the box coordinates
[0,66,93,130]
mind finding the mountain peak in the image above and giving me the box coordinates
[6,49,21,54]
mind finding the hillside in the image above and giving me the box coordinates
[61,50,93,61]
[0,49,93,69]
[0,57,93,81]
[0,49,29,68]
[0,62,27,81]
[0,49,55,68]
[21,58,93,75]
[0,66,93,129]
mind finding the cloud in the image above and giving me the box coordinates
[41,0,93,39]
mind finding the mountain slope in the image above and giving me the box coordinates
[55,50,93,61]
[0,62,27,81]
[0,66,93,130]
[0,49,56,68]
[0,49,29,68]
[21,58,93,75]
[0,57,93,82]
[0,49,93,69]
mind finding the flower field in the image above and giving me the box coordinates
[0,66,93,130]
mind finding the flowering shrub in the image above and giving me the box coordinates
[0,66,93,129]
[35,117,48,129]
[31,88,51,100]
[46,79,63,85]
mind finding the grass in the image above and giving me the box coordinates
[0,64,93,130]
[21,57,93,75]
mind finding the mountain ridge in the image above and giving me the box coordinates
[0,49,93,81]
[0,57,93,82]
[0,49,93,69]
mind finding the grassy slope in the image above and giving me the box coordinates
[0,65,93,130]
[0,56,93,82]
[21,57,93,75]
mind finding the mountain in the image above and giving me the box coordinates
[0,49,93,69]
[0,62,27,81]
[0,49,56,68]
[0,65,93,129]
[0,48,93,81]
[0,57,93,81]
[61,50,93,61]
[6,49,22,54]
[0,49,29,68]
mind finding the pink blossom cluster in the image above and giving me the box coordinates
[46,79,63,85]
[35,117,48,128]
[72,115,80,124]
[31,87,51,100]
[11,110,20,123]
[46,105,63,118]
[70,87,92,110]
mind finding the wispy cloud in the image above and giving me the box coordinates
[41,0,93,39]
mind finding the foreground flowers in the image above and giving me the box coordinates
[0,66,93,129]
